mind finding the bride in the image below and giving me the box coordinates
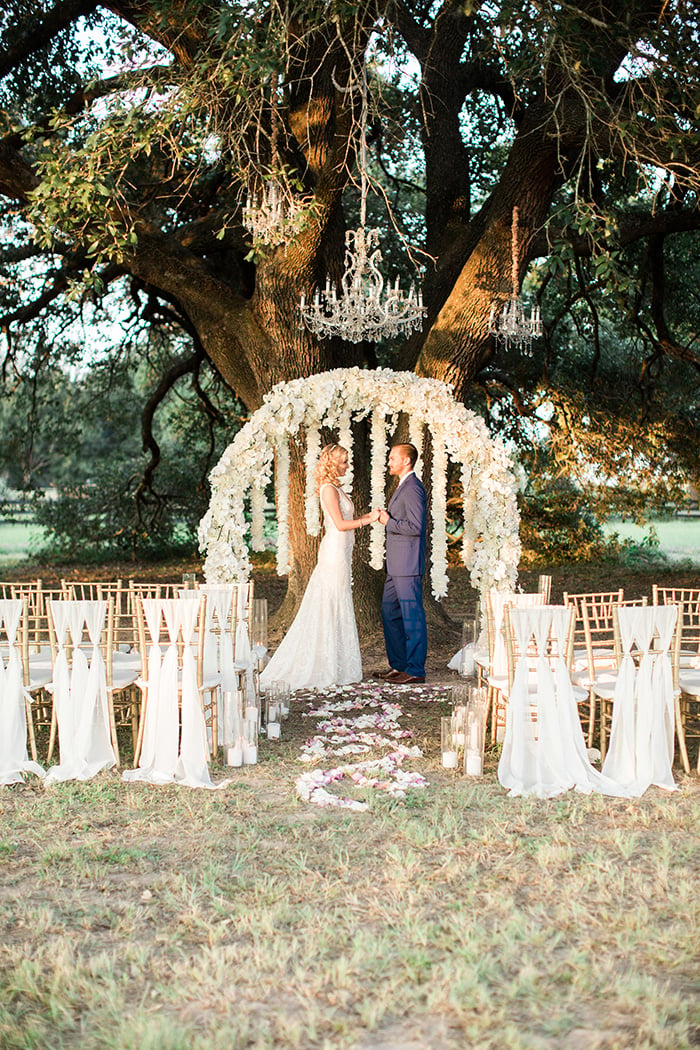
[260,443,378,691]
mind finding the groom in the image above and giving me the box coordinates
[374,443,428,685]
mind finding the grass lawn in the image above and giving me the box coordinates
[603,517,700,564]
[0,521,46,566]
[2,754,699,1050]
[1,560,699,1048]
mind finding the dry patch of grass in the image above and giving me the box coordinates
[2,559,700,1047]
[1,737,699,1050]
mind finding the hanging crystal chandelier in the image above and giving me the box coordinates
[242,73,306,249]
[488,206,543,355]
[299,69,426,343]
[242,178,305,247]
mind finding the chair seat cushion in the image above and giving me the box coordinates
[591,672,617,700]
[679,669,700,698]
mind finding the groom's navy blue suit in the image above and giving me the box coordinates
[382,472,428,678]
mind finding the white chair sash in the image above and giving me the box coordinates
[498,606,632,799]
[123,597,226,790]
[0,599,45,784]
[602,605,677,794]
[488,590,545,679]
[45,600,115,783]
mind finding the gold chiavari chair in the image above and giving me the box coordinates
[11,579,61,761]
[582,595,649,759]
[654,586,700,773]
[132,593,220,768]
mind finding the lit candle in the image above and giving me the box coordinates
[226,742,243,767]
[465,750,482,776]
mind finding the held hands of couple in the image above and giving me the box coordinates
[360,508,385,526]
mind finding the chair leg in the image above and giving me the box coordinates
[47,701,58,764]
[107,690,121,768]
[489,685,506,744]
[24,695,38,762]
[133,687,148,768]
[130,686,140,755]
[586,693,597,748]
[211,686,219,760]
[674,692,690,774]
[599,699,608,763]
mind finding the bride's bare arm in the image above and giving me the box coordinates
[321,485,379,531]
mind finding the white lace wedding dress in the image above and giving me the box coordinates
[260,483,362,691]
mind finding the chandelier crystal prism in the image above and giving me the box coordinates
[488,207,543,356]
[300,69,426,343]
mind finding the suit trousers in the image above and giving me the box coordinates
[381,574,427,678]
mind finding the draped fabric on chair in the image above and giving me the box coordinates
[199,584,254,709]
[44,600,116,783]
[498,606,632,799]
[0,599,45,784]
[123,598,226,789]
[486,590,545,743]
[234,597,256,704]
[602,605,678,794]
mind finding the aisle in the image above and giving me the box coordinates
[293,681,450,810]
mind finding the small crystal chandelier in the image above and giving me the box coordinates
[242,74,305,248]
[488,206,542,355]
[242,178,304,247]
[299,69,426,343]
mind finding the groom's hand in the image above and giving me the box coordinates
[377,508,390,525]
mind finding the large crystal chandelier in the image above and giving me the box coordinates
[299,69,426,343]
[488,206,542,355]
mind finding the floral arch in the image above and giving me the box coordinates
[198,367,521,600]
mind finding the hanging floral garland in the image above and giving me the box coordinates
[274,436,290,574]
[199,367,521,599]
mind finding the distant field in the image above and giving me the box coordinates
[0,521,46,565]
[2,516,699,569]
[604,516,700,563]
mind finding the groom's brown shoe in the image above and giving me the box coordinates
[372,668,398,680]
[389,671,425,685]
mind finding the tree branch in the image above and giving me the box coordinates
[0,0,99,80]
[135,347,201,525]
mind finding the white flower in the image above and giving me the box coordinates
[199,367,521,601]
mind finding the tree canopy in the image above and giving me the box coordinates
[1,0,700,541]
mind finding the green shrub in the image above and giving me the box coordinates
[519,486,624,566]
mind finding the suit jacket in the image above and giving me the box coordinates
[385,472,427,577]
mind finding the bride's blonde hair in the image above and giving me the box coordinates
[316,443,347,490]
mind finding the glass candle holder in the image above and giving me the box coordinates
[265,695,281,739]
[274,681,290,718]
[451,704,467,749]
[250,598,268,651]
[459,616,479,676]
[243,717,258,765]
[222,690,235,748]
[464,686,489,777]
[226,738,243,767]
[441,716,459,769]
